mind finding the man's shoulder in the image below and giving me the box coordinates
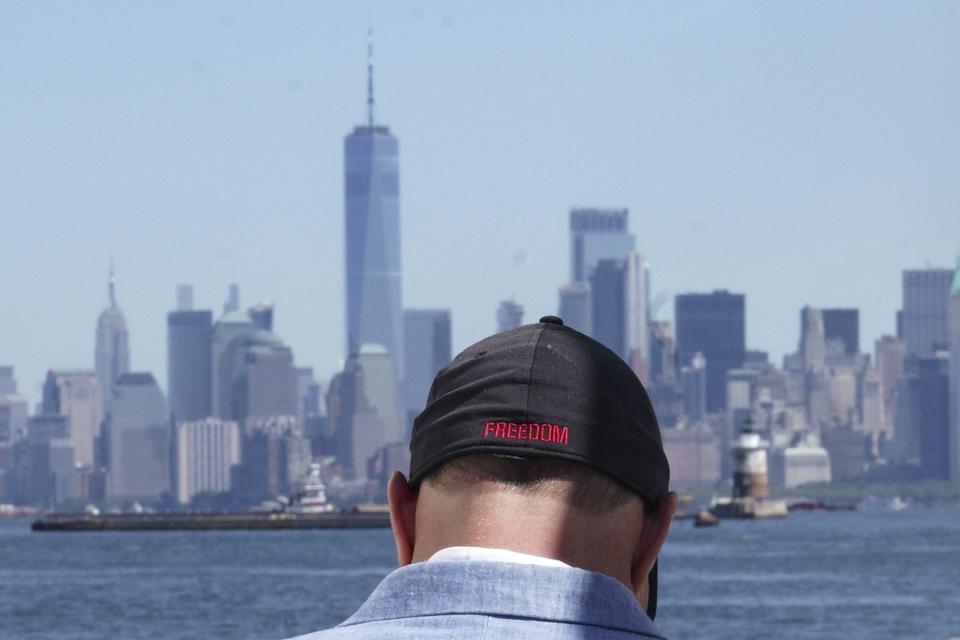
[288,561,665,640]
[293,614,649,640]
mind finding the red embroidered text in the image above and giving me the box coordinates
[481,421,570,445]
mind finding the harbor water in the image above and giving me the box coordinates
[2,508,958,640]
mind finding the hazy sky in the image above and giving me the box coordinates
[2,1,958,403]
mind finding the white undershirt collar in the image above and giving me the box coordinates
[427,546,571,568]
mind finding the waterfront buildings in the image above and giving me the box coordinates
[94,267,130,415]
[237,415,310,498]
[25,427,77,508]
[343,48,403,380]
[660,424,721,486]
[175,418,240,504]
[675,290,746,412]
[770,443,832,489]
[106,373,170,502]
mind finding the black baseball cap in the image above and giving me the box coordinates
[409,315,670,506]
[408,315,670,620]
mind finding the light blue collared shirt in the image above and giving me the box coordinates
[290,557,666,639]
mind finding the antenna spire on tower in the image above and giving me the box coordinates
[108,259,117,309]
[367,28,375,128]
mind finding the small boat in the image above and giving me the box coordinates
[693,509,720,527]
[858,496,907,512]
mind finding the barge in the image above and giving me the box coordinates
[31,510,391,532]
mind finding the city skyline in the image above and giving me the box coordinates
[2,3,959,402]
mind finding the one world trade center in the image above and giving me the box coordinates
[344,39,403,377]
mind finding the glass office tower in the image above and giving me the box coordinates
[343,60,402,378]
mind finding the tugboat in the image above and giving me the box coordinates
[291,463,335,514]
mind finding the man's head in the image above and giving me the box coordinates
[388,316,677,616]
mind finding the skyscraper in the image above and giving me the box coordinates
[222,283,240,315]
[402,309,452,424]
[176,284,194,312]
[680,352,707,424]
[822,308,859,355]
[624,252,650,378]
[799,307,827,372]
[568,208,635,282]
[557,282,591,335]
[947,259,960,481]
[590,259,626,357]
[0,366,15,396]
[902,268,954,357]
[648,321,675,381]
[214,307,299,425]
[875,335,905,436]
[915,355,950,480]
[42,370,102,468]
[167,308,212,424]
[211,310,256,420]
[949,258,960,347]
[0,367,27,443]
[248,303,274,331]
[675,291,746,412]
[344,40,403,380]
[496,300,524,333]
[95,266,130,415]
[326,347,403,482]
[106,372,170,501]
[236,332,299,423]
[175,417,240,504]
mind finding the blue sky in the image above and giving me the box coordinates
[2,1,958,402]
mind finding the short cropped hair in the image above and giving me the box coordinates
[423,454,640,515]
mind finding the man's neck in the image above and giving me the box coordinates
[427,545,571,568]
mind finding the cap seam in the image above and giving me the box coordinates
[523,326,549,426]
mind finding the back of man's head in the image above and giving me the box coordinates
[389,316,676,615]
[425,453,636,513]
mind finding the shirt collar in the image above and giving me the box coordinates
[427,545,571,568]
[341,560,664,639]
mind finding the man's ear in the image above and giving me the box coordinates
[630,491,678,605]
[387,471,418,566]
